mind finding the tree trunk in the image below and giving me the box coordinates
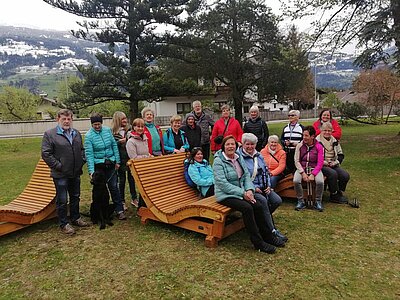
[129,96,140,120]
[231,88,244,126]
[385,91,395,124]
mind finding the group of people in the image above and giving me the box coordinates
[41,103,350,254]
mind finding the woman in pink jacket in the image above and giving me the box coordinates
[313,109,342,140]
[211,104,243,153]
[293,126,324,212]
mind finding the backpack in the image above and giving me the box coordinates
[183,159,197,188]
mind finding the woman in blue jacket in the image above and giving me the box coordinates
[187,147,214,197]
[239,133,287,243]
[84,113,126,220]
[213,135,282,254]
[163,115,189,154]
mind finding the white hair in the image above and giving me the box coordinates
[268,135,280,143]
[241,133,258,144]
[289,110,300,117]
[249,106,259,113]
[192,100,202,108]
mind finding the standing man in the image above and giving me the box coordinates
[41,109,88,235]
[189,101,215,161]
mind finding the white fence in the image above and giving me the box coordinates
[0,118,113,139]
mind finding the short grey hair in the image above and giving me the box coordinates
[57,109,73,118]
[289,110,300,117]
[249,106,259,113]
[268,135,279,143]
[241,133,258,144]
[321,122,333,130]
[141,107,155,118]
[192,100,202,108]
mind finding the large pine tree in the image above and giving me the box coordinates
[43,0,202,117]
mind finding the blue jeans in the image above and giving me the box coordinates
[270,174,284,189]
[53,177,81,228]
[95,164,124,214]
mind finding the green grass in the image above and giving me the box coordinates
[0,121,399,299]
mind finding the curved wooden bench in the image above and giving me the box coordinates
[275,174,296,199]
[0,159,57,236]
[128,153,244,248]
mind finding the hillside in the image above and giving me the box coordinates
[0,25,361,96]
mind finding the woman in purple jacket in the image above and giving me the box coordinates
[293,126,325,212]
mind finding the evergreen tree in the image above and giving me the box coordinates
[43,0,203,117]
[283,0,400,70]
[165,0,282,122]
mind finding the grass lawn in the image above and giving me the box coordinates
[0,120,399,299]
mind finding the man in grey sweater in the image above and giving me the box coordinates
[188,101,215,161]
[41,109,88,234]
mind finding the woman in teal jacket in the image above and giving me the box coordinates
[213,135,280,254]
[84,113,125,220]
[188,147,214,197]
[163,115,189,154]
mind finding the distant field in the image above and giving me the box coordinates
[0,71,76,98]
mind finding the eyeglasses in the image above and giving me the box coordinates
[288,114,296,117]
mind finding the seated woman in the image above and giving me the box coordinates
[313,109,342,140]
[316,122,350,204]
[187,147,214,198]
[126,118,151,208]
[163,115,190,154]
[213,135,282,254]
[239,133,287,243]
[293,126,325,212]
[260,135,287,188]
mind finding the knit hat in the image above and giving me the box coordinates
[185,113,195,123]
[90,115,103,124]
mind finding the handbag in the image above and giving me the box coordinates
[214,118,230,144]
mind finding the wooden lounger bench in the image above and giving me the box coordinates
[0,159,57,236]
[128,153,245,248]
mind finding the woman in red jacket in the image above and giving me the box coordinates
[211,104,243,154]
[313,109,342,140]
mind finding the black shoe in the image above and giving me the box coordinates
[255,242,276,254]
[274,230,288,242]
[314,201,324,212]
[330,192,348,204]
[295,200,306,211]
[265,235,286,248]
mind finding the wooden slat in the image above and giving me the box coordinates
[0,159,57,229]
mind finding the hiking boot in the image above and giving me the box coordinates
[314,201,324,212]
[265,235,286,248]
[255,242,276,254]
[72,217,89,227]
[330,191,348,204]
[117,212,127,220]
[274,229,288,243]
[61,223,75,235]
[295,200,306,211]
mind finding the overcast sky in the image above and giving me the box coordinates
[2,0,356,53]
[0,0,311,31]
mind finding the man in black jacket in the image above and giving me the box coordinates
[41,109,88,234]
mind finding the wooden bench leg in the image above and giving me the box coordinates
[205,235,219,248]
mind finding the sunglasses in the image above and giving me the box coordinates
[288,114,296,117]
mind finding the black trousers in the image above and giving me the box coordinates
[202,143,211,162]
[220,197,271,248]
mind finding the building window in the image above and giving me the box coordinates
[177,103,192,114]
